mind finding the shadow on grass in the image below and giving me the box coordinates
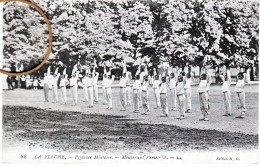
[3,105,258,153]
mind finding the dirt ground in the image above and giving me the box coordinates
[3,105,258,154]
[2,84,259,163]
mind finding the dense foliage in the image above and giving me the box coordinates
[3,0,259,75]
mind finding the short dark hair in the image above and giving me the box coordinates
[186,73,191,78]
[238,72,244,78]
[178,76,183,82]
[162,77,166,82]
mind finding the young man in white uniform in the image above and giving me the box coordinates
[59,74,68,104]
[43,73,50,102]
[176,75,185,120]
[132,75,141,113]
[82,72,89,103]
[152,75,161,109]
[160,76,168,117]
[87,73,94,108]
[126,71,132,106]
[70,72,79,106]
[93,71,99,103]
[235,72,248,118]
[169,73,177,111]
[184,72,194,113]
[119,73,127,111]
[52,72,60,103]
[141,76,150,115]
[104,75,115,110]
[219,70,232,116]
[197,73,209,121]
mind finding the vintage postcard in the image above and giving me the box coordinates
[1,0,259,164]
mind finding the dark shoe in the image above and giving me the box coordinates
[199,118,209,121]
[185,109,191,113]
[223,113,232,116]
[235,115,245,118]
[177,115,185,120]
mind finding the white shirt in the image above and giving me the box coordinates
[102,77,108,86]
[206,74,212,91]
[82,77,89,86]
[48,75,54,88]
[126,72,132,86]
[93,74,99,85]
[140,72,147,83]
[70,77,78,87]
[197,80,207,93]
[222,81,230,92]
[235,80,245,93]
[169,78,176,89]
[59,78,66,87]
[153,80,161,89]
[52,76,59,87]
[119,77,127,87]
[142,81,149,91]
[87,77,94,87]
[160,82,167,94]
[104,76,114,89]
[176,82,184,95]
[148,75,153,85]
[133,80,141,90]
[184,78,192,89]
[43,76,50,85]
[33,80,38,86]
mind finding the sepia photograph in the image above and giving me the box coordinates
[1,0,259,164]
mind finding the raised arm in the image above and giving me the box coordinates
[244,72,250,83]
[227,70,231,85]
[112,75,115,81]
[47,66,51,76]
[136,65,141,76]
[207,73,212,86]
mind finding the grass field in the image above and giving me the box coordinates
[2,84,259,161]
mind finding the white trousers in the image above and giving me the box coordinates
[126,86,131,105]
[154,88,161,107]
[93,85,98,102]
[71,85,78,103]
[184,88,191,110]
[88,86,94,106]
[170,88,177,109]
[177,94,185,116]
[223,91,231,114]
[133,89,140,111]
[142,91,149,113]
[52,85,58,102]
[160,93,168,115]
[105,88,112,108]
[103,86,107,104]
[120,87,127,109]
[60,86,67,103]
[236,92,246,113]
[83,84,89,102]
[199,92,209,117]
